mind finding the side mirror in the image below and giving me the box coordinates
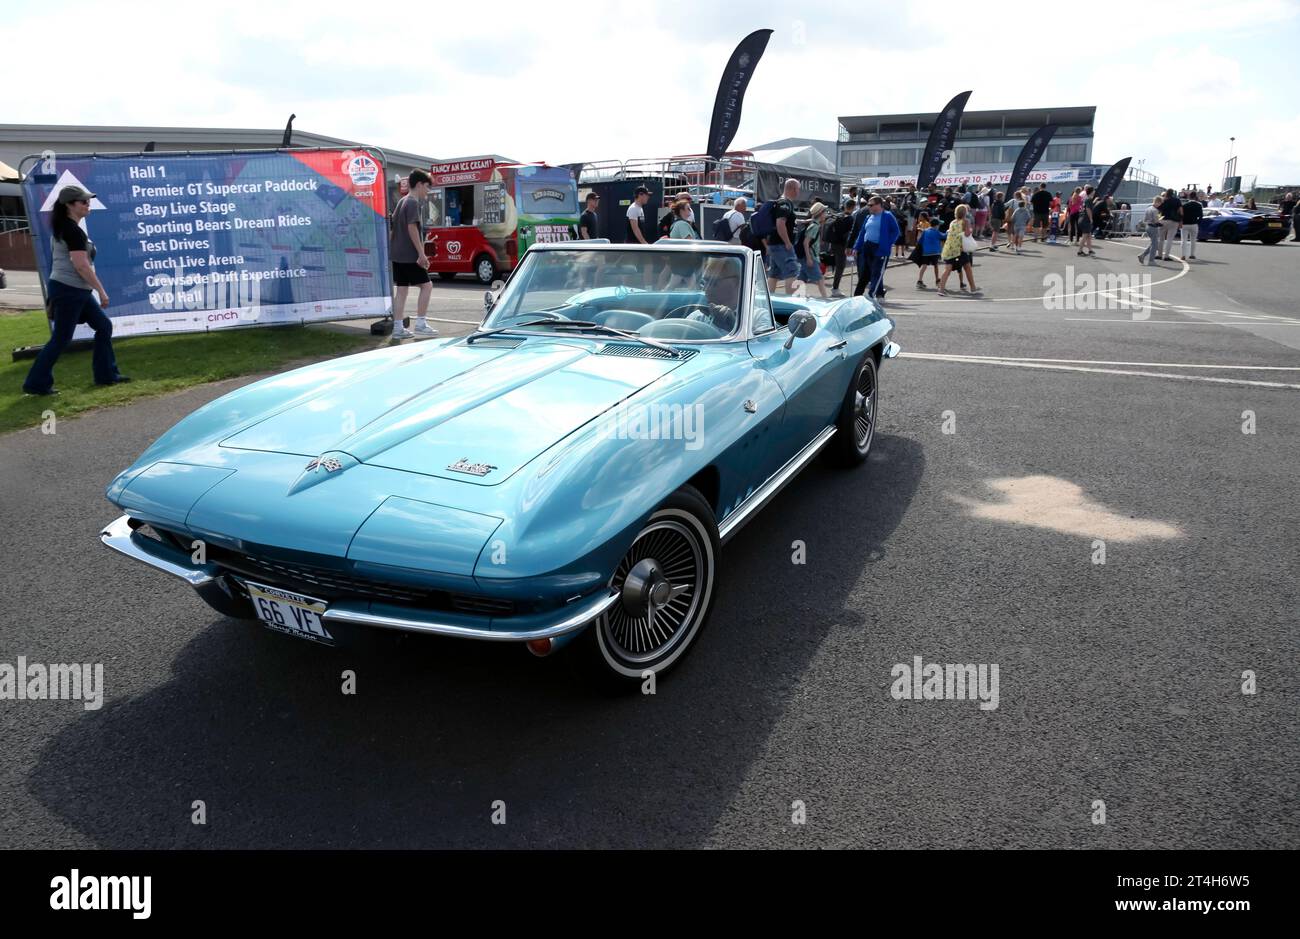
[783,310,816,349]
[484,290,495,314]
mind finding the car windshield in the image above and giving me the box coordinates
[484,248,747,341]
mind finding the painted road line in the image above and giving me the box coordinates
[1064,318,1300,326]
[940,240,1192,304]
[900,354,1300,389]
[900,353,1300,371]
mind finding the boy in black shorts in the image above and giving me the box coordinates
[390,169,436,339]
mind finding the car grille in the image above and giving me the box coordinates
[150,526,516,617]
[215,550,428,604]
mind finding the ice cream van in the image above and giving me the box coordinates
[422,159,578,284]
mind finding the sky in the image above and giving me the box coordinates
[8,0,1300,190]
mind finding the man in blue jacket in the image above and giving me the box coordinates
[852,196,900,299]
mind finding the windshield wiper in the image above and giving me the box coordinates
[464,318,597,344]
[544,322,682,357]
[465,319,681,357]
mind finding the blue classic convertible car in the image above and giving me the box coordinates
[100,241,898,685]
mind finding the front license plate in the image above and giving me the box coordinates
[247,581,334,646]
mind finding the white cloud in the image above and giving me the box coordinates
[5,0,1300,187]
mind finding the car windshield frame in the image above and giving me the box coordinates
[482,245,752,343]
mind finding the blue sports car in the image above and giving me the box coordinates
[1197,206,1290,244]
[100,241,899,686]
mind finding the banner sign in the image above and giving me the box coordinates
[1093,157,1133,204]
[706,29,774,161]
[916,90,972,190]
[429,157,495,186]
[20,148,390,338]
[860,168,1084,190]
[755,163,841,207]
[1005,124,1058,198]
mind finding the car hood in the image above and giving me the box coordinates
[220,338,688,485]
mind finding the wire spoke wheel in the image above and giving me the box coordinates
[854,363,876,452]
[602,518,704,664]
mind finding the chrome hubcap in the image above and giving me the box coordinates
[604,520,702,662]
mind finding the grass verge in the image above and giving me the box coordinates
[2,310,380,435]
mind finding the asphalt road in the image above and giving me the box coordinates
[1,235,1297,849]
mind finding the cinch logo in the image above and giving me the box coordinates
[345,154,379,187]
[207,310,240,322]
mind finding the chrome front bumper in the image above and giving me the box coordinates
[99,514,616,642]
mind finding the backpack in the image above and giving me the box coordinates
[749,200,778,240]
[658,210,677,239]
[712,210,738,242]
[828,212,851,245]
[737,222,761,252]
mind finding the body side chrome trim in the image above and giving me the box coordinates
[718,425,837,544]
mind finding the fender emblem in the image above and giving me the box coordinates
[447,457,496,477]
[306,456,343,473]
[743,399,757,413]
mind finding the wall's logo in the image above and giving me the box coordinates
[447,457,496,477]
[345,154,380,187]
[446,241,462,256]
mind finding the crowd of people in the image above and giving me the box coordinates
[626,172,1295,307]
[695,178,1127,301]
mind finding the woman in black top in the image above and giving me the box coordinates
[23,185,128,396]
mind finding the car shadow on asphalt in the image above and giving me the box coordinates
[27,434,924,849]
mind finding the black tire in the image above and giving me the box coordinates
[474,254,497,285]
[438,271,457,281]
[830,352,878,467]
[571,485,719,690]
[1260,233,1285,245]
[1219,222,1241,243]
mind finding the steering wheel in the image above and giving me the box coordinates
[521,310,571,321]
[664,303,711,319]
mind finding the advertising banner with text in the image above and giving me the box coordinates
[859,168,1084,190]
[20,148,390,338]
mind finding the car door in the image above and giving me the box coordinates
[745,268,850,482]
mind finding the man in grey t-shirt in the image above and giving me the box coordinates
[390,169,436,339]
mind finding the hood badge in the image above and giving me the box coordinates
[447,457,496,477]
[306,456,343,473]
[743,399,758,413]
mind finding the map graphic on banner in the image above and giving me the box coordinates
[20,148,391,338]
